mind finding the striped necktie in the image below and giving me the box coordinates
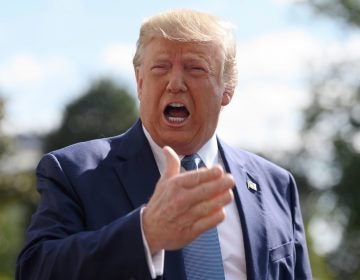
[181,154,225,280]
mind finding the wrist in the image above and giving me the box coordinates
[142,206,161,255]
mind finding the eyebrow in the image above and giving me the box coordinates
[152,54,211,66]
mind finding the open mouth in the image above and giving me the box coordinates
[163,103,190,124]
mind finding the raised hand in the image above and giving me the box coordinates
[142,146,235,255]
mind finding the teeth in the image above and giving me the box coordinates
[168,117,186,122]
[169,103,184,108]
[164,103,189,124]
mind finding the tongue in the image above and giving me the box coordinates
[166,107,189,118]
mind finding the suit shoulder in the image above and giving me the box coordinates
[53,137,112,159]
[220,141,290,178]
[39,135,125,172]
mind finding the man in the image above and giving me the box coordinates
[16,9,312,280]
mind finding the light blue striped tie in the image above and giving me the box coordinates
[181,154,225,280]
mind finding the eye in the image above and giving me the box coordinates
[151,64,169,74]
[187,65,207,75]
[192,67,205,71]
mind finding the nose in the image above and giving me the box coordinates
[166,68,187,93]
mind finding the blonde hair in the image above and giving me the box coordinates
[133,9,238,90]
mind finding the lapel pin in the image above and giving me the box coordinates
[247,179,257,191]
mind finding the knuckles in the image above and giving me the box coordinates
[146,165,235,251]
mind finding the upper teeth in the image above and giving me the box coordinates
[169,103,184,108]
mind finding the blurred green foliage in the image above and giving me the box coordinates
[305,0,360,28]
[0,172,38,279]
[0,79,138,279]
[296,60,360,278]
[273,1,360,278]
[0,96,38,279]
[45,78,138,152]
[0,98,9,158]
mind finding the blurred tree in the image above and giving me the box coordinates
[305,0,360,28]
[0,97,8,157]
[0,78,138,279]
[45,78,138,152]
[288,1,360,278]
[0,172,38,280]
[296,61,360,278]
[0,96,38,280]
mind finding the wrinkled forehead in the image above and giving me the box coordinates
[141,37,225,65]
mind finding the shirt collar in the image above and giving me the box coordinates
[142,125,219,174]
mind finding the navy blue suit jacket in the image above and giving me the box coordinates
[16,120,311,279]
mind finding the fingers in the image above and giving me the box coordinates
[176,185,234,230]
[163,163,234,220]
[191,173,234,199]
[178,165,225,189]
[189,208,227,239]
[189,189,234,219]
[143,147,236,253]
[162,146,180,179]
[170,175,235,228]
[177,172,235,208]
[162,146,228,191]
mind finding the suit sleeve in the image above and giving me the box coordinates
[289,173,312,279]
[16,153,154,280]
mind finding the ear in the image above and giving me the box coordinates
[221,86,234,106]
[135,67,143,101]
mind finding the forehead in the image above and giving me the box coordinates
[142,38,224,63]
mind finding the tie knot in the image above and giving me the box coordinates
[181,154,204,171]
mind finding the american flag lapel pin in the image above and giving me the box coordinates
[247,179,257,191]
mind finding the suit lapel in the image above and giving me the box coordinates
[113,120,160,209]
[112,120,187,280]
[218,140,269,280]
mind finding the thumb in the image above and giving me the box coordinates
[162,146,180,179]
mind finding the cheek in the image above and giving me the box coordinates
[139,99,153,124]
[138,85,161,114]
[137,78,150,102]
[136,70,143,97]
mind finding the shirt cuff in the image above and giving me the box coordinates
[140,207,165,279]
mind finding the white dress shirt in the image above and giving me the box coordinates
[141,127,247,279]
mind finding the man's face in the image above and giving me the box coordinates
[136,38,233,155]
